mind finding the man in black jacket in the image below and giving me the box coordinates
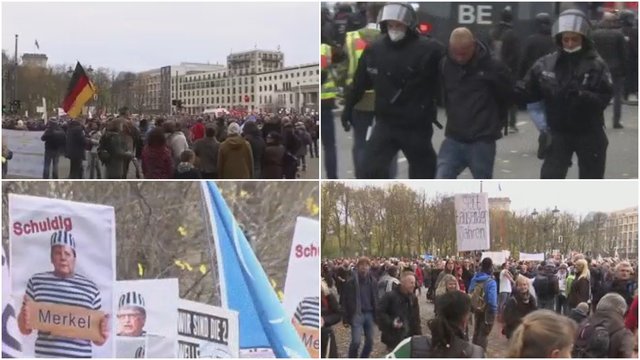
[517,9,613,179]
[341,257,377,358]
[41,120,66,179]
[342,2,445,179]
[437,27,513,179]
[376,271,421,350]
[65,117,87,178]
[592,12,628,129]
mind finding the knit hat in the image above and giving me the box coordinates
[576,302,589,314]
[50,230,76,250]
[228,122,241,135]
[119,291,146,310]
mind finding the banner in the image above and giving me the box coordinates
[283,217,320,358]
[116,336,146,358]
[481,251,510,267]
[455,193,490,252]
[178,299,239,358]
[9,194,116,357]
[519,253,545,261]
[3,129,45,178]
[200,182,309,358]
[115,279,179,358]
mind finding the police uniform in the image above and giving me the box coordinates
[343,3,445,179]
[519,9,613,179]
[321,42,338,179]
[26,231,101,358]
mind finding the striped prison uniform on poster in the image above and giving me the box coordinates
[294,297,320,328]
[25,271,101,358]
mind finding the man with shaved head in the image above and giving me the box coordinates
[436,27,514,179]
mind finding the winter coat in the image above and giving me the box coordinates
[217,135,254,179]
[174,162,202,179]
[65,120,86,160]
[468,272,498,314]
[263,144,285,179]
[102,131,132,179]
[244,134,265,178]
[41,125,66,152]
[586,310,635,358]
[503,293,537,338]
[193,137,219,176]
[568,276,591,308]
[376,287,422,349]
[441,40,514,143]
[341,272,377,324]
[141,145,173,179]
[592,20,628,77]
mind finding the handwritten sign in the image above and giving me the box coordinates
[455,193,490,252]
[29,301,105,342]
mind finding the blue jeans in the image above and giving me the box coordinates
[348,312,375,358]
[436,138,496,179]
[321,104,337,178]
[352,110,397,179]
[42,150,60,179]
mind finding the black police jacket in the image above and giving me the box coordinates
[346,32,445,131]
[518,45,613,134]
[440,41,514,143]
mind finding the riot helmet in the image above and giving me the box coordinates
[552,9,591,39]
[619,9,636,27]
[377,2,418,33]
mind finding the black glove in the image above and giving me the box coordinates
[341,110,352,132]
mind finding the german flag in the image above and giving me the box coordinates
[62,62,96,118]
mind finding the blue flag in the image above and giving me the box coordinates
[201,182,309,358]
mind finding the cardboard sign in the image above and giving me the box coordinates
[29,301,105,342]
[455,193,491,252]
[177,299,239,358]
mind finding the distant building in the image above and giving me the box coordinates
[604,207,638,258]
[136,49,318,114]
[21,53,47,68]
[489,197,511,211]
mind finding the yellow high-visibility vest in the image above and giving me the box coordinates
[321,44,337,100]
[345,29,376,94]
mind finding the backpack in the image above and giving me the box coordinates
[572,320,615,358]
[470,279,488,313]
[97,133,112,164]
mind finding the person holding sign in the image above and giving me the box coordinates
[17,230,109,357]
[116,291,147,337]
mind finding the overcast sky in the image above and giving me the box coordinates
[344,181,638,216]
[2,2,318,73]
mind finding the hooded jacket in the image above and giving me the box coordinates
[468,271,498,314]
[592,20,628,77]
[441,40,514,143]
[519,19,556,79]
[217,134,254,179]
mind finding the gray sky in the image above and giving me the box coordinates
[345,181,638,216]
[2,2,318,73]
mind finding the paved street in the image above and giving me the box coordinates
[6,156,319,180]
[323,104,638,179]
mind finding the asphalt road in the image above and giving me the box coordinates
[323,104,638,179]
[6,155,319,180]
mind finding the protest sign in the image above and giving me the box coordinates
[519,253,545,261]
[481,251,510,266]
[28,301,105,342]
[283,217,320,358]
[115,279,179,358]
[9,193,116,357]
[455,193,490,252]
[178,299,239,358]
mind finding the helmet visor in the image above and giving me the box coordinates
[378,3,414,27]
[553,11,590,37]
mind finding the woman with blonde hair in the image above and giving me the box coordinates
[503,275,537,339]
[435,274,461,317]
[568,259,591,311]
[507,309,577,358]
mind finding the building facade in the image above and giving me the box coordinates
[21,53,47,68]
[604,207,638,258]
[137,49,318,115]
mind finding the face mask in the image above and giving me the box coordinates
[388,29,406,42]
[563,46,582,54]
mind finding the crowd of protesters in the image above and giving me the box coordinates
[2,109,319,179]
[321,253,638,358]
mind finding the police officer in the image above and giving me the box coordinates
[518,9,613,179]
[342,3,445,179]
[321,40,338,179]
